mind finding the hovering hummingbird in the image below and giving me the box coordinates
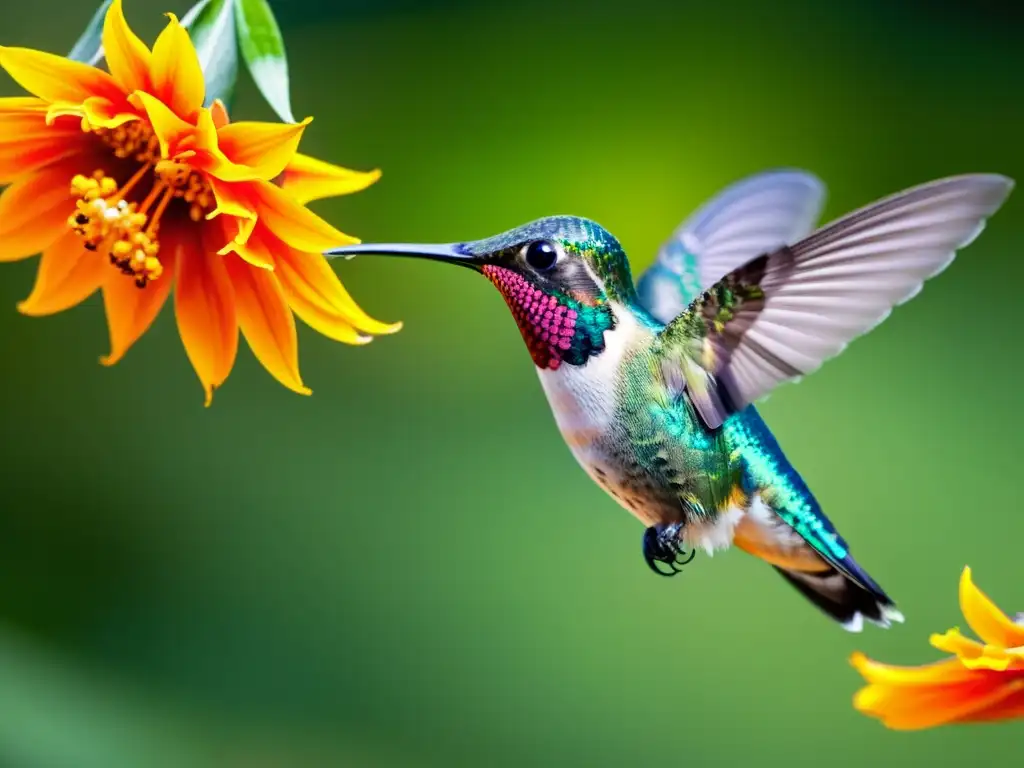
[327,171,1013,631]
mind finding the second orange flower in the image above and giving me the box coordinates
[852,567,1024,730]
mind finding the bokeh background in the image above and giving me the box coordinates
[2,0,1023,765]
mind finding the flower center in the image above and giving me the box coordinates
[67,123,215,289]
[95,122,161,164]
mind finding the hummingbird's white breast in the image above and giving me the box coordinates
[535,310,663,524]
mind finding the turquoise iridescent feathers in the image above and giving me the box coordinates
[326,170,1014,631]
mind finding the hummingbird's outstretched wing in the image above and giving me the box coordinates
[636,170,826,324]
[657,174,1014,430]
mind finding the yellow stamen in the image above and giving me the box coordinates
[94,121,161,164]
[156,159,214,223]
[66,124,216,289]
[114,162,154,203]
[137,181,167,216]
[145,186,175,237]
[65,169,168,289]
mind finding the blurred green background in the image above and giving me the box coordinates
[2,0,1023,765]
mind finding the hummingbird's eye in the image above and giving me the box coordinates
[523,240,559,272]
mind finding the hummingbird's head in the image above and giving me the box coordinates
[326,216,639,369]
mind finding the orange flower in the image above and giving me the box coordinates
[851,567,1024,730]
[0,0,398,403]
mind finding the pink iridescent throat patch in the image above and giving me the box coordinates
[482,265,578,370]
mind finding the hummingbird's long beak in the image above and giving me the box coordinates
[324,242,482,270]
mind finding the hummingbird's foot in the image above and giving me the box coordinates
[642,523,695,577]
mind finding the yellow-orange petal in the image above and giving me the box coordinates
[959,567,1024,648]
[81,96,138,129]
[0,45,123,104]
[0,96,49,115]
[192,106,219,153]
[150,12,204,119]
[45,100,86,125]
[216,216,260,261]
[961,682,1024,723]
[206,177,257,221]
[854,676,1020,731]
[850,651,980,686]
[224,255,310,396]
[251,180,358,253]
[218,221,274,269]
[175,228,238,406]
[181,111,252,182]
[0,156,82,261]
[0,138,86,185]
[205,118,311,182]
[0,113,81,145]
[102,0,151,94]
[210,99,230,129]
[0,99,85,183]
[930,628,1024,672]
[100,230,178,366]
[17,231,106,315]
[129,91,192,159]
[285,296,371,345]
[279,152,381,205]
[277,248,401,337]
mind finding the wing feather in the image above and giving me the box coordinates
[660,174,1014,429]
[636,170,826,323]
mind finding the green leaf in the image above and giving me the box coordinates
[234,0,296,123]
[67,0,113,65]
[181,0,239,110]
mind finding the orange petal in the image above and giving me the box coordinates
[150,12,204,119]
[17,231,106,315]
[206,177,257,221]
[174,227,238,405]
[128,91,193,159]
[0,138,86,185]
[191,108,219,153]
[0,45,123,104]
[205,118,311,182]
[283,296,371,345]
[961,682,1024,723]
[850,651,981,686]
[279,152,381,204]
[218,221,275,269]
[0,110,79,139]
[959,567,1024,648]
[277,247,401,337]
[0,112,82,145]
[180,112,244,182]
[81,96,138,129]
[251,180,358,253]
[854,676,1020,731]
[0,97,49,115]
[101,0,151,93]
[930,628,1024,672]
[100,229,178,366]
[0,100,84,177]
[205,179,259,260]
[224,254,310,396]
[0,155,83,261]
[210,99,230,129]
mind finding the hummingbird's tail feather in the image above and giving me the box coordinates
[772,563,904,632]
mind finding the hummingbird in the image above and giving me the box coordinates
[327,171,1013,631]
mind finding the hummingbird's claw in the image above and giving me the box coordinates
[642,523,695,577]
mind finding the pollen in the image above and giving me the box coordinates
[65,157,215,289]
[94,121,161,164]
[67,169,165,289]
[155,159,214,222]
